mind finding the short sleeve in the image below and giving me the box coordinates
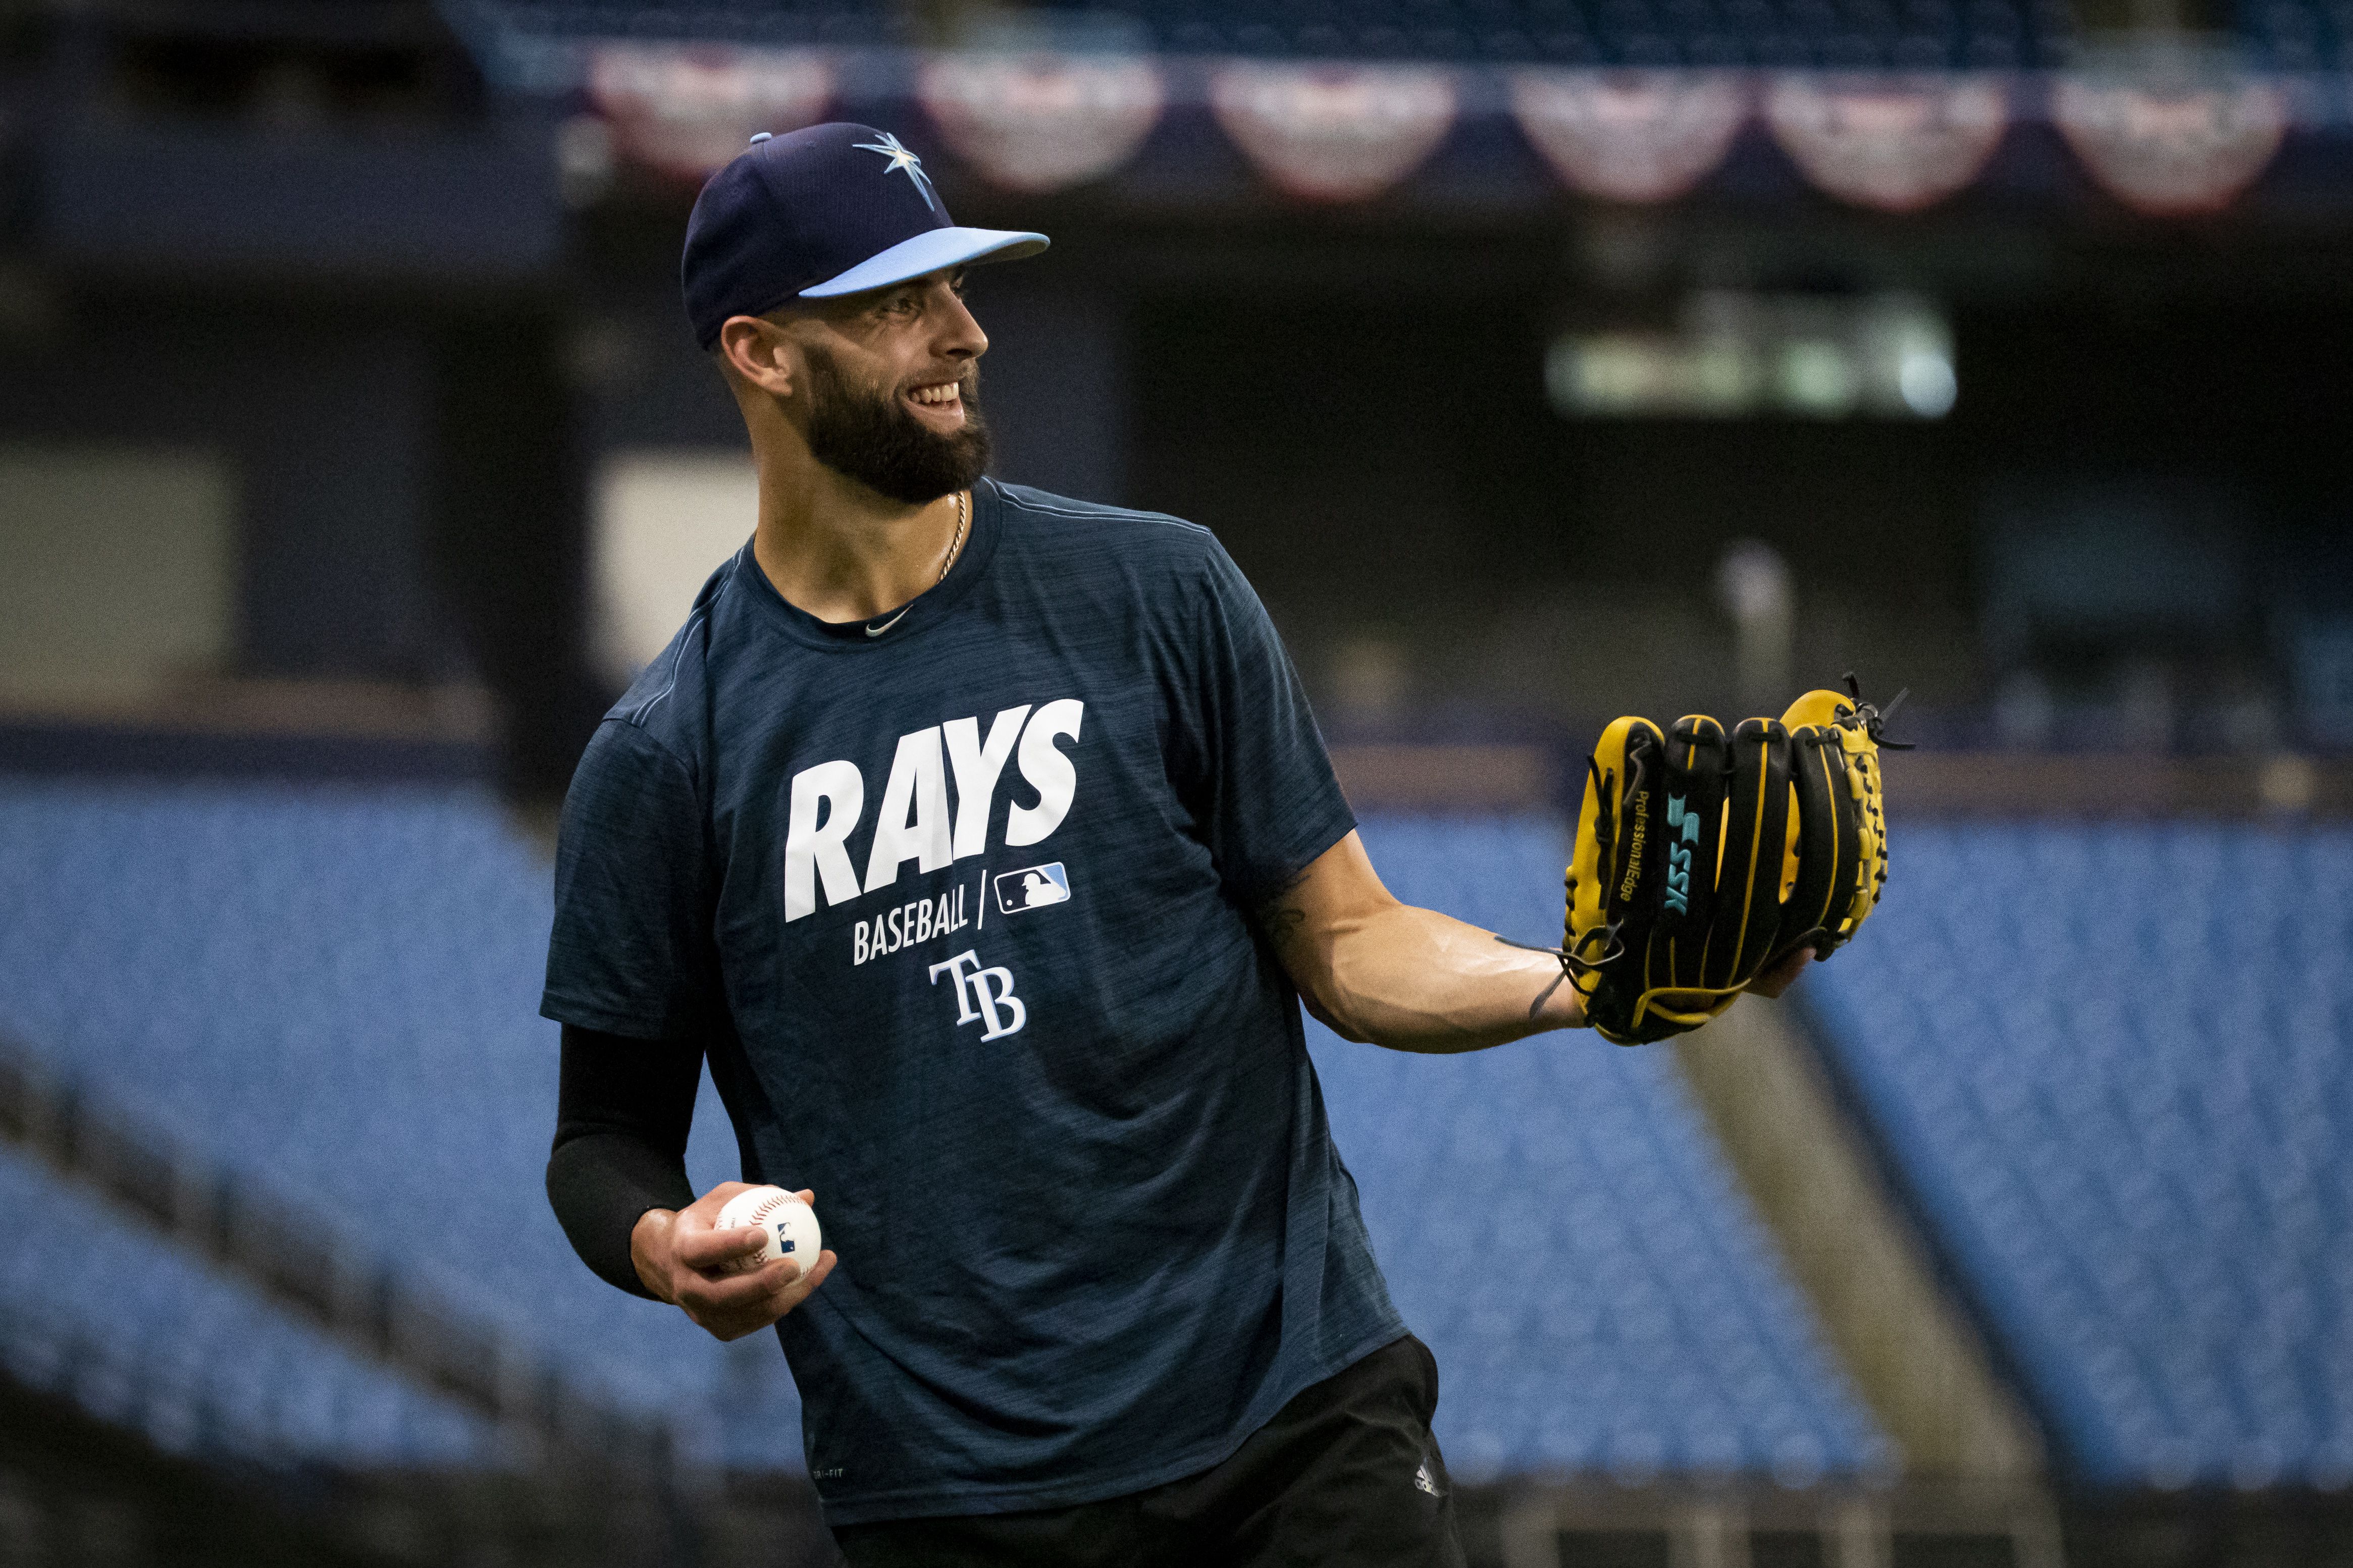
[541,721,722,1041]
[1169,539,1357,902]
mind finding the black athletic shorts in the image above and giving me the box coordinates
[831,1334,1466,1568]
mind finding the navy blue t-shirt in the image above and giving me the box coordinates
[541,479,1405,1525]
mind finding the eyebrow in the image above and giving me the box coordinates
[879,273,967,306]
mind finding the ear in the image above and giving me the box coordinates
[716,315,796,398]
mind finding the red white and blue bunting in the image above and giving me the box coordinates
[2052,76,2292,214]
[587,44,834,181]
[1764,75,2011,212]
[582,43,2310,216]
[916,53,1166,193]
[1510,70,1749,204]
[1208,63,1460,202]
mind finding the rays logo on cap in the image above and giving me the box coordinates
[852,131,943,214]
[679,122,1047,348]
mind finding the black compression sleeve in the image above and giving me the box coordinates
[546,1023,703,1300]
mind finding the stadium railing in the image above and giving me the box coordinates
[0,1028,675,1479]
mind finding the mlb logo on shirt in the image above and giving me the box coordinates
[994,862,1070,915]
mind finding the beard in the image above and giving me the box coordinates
[799,345,991,505]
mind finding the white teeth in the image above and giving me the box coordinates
[911,383,958,405]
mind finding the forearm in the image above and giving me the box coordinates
[547,1131,696,1298]
[1306,902,1584,1053]
[547,1023,703,1299]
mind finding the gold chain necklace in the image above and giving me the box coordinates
[863,492,967,638]
[936,489,968,585]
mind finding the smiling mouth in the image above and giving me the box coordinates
[907,380,963,411]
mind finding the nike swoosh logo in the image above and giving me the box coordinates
[864,606,912,637]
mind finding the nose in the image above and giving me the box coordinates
[935,282,987,362]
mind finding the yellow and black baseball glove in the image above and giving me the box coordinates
[1545,677,1902,1045]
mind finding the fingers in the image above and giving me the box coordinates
[676,1251,800,1314]
[775,1250,836,1314]
[680,1180,757,1223]
[1748,945,1816,999]
[677,1250,836,1341]
[665,1186,832,1340]
[675,1222,770,1272]
[672,1186,821,1270]
[673,1241,800,1307]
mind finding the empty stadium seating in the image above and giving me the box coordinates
[1326,814,1887,1480]
[464,0,2353,117]
[477,0,2076,71]
[2244,0,2353,70]
[0,1140,501,1470]
[0,780,1887,1479]
[1805,821,2353,1490]
[466,0,2353,117]
[0,780,767,1464]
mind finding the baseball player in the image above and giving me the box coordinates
[543,122,1808,1565]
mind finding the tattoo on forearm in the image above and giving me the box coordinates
[1497,934,1573,1021]
[1527,967,1568,1019]
[1254,870,1311,948]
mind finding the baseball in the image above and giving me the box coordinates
[713,1185,823,1277]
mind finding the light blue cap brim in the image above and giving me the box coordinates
[798,226,1050,299]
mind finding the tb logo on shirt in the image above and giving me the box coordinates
[928,950,1026,1041]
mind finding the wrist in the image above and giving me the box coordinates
[631,1208,678,1302]
[1539,983,1588,1032]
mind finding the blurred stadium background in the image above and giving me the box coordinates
[2,0,2350,1562]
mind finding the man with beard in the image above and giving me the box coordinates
[542,122,1804,1564]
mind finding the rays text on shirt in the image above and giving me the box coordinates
[783,698,1084,923]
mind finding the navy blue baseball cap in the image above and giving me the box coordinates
[682,122,1049,349]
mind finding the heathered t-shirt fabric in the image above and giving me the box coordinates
[540,479,1406,1526]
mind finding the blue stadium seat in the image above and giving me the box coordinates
[458,0,2074,71]
[0,782,1888,1480]
[0,1141,502,1469]
[1315,814,1887,1480]
[0,780,776,1464]
[1806,821,2353,1490]
[2241,0,2353,69]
